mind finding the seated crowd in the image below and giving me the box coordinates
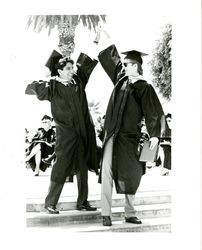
[25,113,171,176]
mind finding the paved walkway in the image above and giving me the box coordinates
[25,167,172,201]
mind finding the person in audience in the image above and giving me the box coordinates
[160,113,171,175]
[25,115,56,176]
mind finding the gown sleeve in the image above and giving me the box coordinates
[140,83,165,138]
[98,44,125,85]
[50,129,56,146]
[76,53,98,88]
[25,80,52,101]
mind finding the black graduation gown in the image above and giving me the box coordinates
[25,53,99,183]
[98,44,165,194]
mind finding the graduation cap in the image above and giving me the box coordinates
[45,50,74,77]
[45,50,63,76]
[41,115,53,121]
[121,50,148,65]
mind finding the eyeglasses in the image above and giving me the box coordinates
[123,62,135,67]
[65,67,73,70]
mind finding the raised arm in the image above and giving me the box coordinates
[75,53,98,89]
[25,80,52,101]
[96,28,124,85]
[98,44,124,85]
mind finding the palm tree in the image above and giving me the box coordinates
[27,15,106,57]
[88,100,101,116]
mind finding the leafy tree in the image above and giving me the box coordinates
[149,23,172,101]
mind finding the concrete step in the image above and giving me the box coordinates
[26,216,171,232]
[26,190,171,212]
[26,203,171,227]
[51,217,172,232]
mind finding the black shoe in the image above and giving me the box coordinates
[76,201,97,211]
[45,205,59,214]
[102,216,112,226]
[34,171,39,176]
[125,216,142,224]
[162,171,169,176]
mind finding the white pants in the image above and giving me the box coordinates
[101,136,136,218]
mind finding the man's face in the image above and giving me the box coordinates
[41,119,51,131]
[58,62,74,81]
[123,59,137,77]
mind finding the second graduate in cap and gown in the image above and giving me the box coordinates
[96,30,165,226]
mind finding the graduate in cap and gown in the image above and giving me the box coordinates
[25,46,99,214]
[95,29,165,226]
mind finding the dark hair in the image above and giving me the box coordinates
[54,58,74,76]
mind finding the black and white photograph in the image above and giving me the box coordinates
[24,13,172,229]
[0,0,201,249]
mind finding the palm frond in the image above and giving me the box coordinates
[33,15,40,31]
[100,15,106,22]
[27,15,106,34]
[37,16,45,33]
[79,15,87,28]
[26,15,33,29]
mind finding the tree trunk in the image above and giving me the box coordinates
[57,20,76,58]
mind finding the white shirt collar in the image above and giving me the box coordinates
[55,76,76,86]
[129,75,144,84]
